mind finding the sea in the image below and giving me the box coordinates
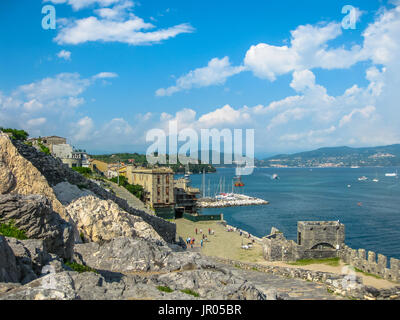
[181,167,400,260]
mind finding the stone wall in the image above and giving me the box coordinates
[263,227,340,262]
[213,257,400,300]
[11,139,176,244]
[338,245,400,282]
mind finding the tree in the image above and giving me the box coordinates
[0,127,29,141]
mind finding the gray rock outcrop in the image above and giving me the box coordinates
[0,236,20,283]
[0,194,74,260]
[66,196,165,244]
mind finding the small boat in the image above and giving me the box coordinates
[271,174,279,180]
[373,178,379,183]
[347,185,352,188]
[358,176,368,181]
[385,171,398,177]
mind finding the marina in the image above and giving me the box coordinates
[198,193,269,208]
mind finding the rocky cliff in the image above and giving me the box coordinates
[0,133,268,300]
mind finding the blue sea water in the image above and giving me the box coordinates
[184,167,400,260]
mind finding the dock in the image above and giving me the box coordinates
[197,193,269,208]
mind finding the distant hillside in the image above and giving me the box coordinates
[89,153,216,174]
[257,144,400,167]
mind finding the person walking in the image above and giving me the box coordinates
[200,239,203,248]
[195,228,198,235]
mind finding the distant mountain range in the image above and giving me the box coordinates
[256,144,400,168]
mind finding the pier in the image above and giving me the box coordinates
[197,193,269,208]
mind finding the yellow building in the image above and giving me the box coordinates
[124,166,175,218]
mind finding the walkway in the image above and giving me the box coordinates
[108,181,155,216]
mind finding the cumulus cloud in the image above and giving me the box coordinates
[0,71,117,140]
[49,0,194,45]
[244,22,364,81]
[156,57,245,96]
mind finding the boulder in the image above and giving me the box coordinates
[0,272,78,300]
[73,237,214,274]
[66,196,165,244]
[0,194,74,260]
[5,238,48,284]
[0,236,20,283]
[53,181,95,206]
[0,133,74,228]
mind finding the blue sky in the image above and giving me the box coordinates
[1,0,400,157]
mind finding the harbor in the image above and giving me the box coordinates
[194,166,270,209]
[198,193,269,208]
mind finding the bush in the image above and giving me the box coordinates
[64,261,98,274]
[72,167,92,175]
[110,176,144,200]
[0,127,29,141]
[37,139,51,155]
[0,220,28,240]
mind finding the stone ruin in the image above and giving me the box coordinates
[263,221,400,283]
[263,221,345,262]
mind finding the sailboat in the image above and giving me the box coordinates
[373,171,379,183]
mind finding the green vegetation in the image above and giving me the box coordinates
[65,261,98,274]
[354,267,383,279]
[288,257,340,267]
[89,152,216,174]
[0,127,29,141]
[72,166,93,178]
[180,289,200,297]
[0,220,28,240]
[110,175,144,200]
[37,139,51,155]
[157,286,174,293]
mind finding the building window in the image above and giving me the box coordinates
[166,187,169,195]
[298,232,301,245]
[157,176,161,184]
[166,175,169,184]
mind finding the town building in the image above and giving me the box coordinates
[122,166,175,219]
[263,221,345,262]
[174,177,200,218]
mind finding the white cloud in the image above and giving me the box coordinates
[244,22,364,81]
[51,1,194,46]
[45,0,123,11]
[27,117,47,127]
[156,57,245,96]
[72,116,95,141]
[339,106,376,127]
[290,70,316,92]
[92,72,119,79]
[198,104,250,127]
[57,49,72,61]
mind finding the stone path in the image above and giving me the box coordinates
[226,266,346,300]
[108,181,155,216]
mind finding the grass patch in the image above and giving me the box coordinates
[65,261,98,274]
[289,257,340,267]
[354,267,382,279]
[157,286,174,293]
[0,220,28,240]
[180,289,200,297]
